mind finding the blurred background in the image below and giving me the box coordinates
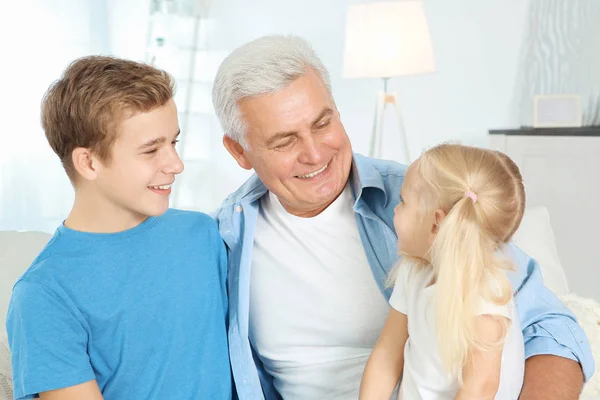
[0,0,593,233]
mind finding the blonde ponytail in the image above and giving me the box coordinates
[431,196,512,381]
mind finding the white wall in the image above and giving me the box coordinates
[514,0,600,126]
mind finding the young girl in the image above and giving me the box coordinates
[360,144,526,399]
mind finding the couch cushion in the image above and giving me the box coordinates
[0,333,11,400]
[511,206,569,295]
[0,231,52,332]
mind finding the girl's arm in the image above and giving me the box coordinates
[455,315,508,400]
[359,308,408,400]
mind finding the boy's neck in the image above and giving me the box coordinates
[65,191,149,234]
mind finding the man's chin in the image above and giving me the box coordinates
[303,192,344,214]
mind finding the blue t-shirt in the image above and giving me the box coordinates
[6,209,232,399]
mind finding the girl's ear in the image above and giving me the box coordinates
[431,208,447,234]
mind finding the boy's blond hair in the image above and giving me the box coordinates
[41,56,175,181]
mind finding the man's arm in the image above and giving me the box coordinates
[519,355,583,400]
[40,380,104,400]
[508,244,594,399]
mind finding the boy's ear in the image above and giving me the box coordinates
[431,208,447,234]
[71,147,99,181]
[223,135,252,170]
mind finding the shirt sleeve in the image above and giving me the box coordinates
[506,243,595,382]
[476,299,512,319]
[6,280,95,399]
[210,219,229,326]
[389,261,411,315]
[476,275,512,319]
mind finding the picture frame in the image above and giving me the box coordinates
[533,94,583,128]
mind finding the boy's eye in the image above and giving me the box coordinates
[144,139,178,155]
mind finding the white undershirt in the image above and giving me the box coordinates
[250,185,390,399]
[390,263,525,400]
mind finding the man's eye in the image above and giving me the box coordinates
[274,140,294,150]
[316,120,331,129]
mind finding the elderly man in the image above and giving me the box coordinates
[212,35,594,399]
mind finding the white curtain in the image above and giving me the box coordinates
[0,0,251,233]
[0,0,112,232]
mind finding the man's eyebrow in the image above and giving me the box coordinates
[311,108,333,127]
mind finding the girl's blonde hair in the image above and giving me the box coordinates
[410,143,525,381]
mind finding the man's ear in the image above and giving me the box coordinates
[223,135,252,170]
[431,208,447,234]
[71,147,99,181]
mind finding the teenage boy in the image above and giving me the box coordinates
[6,56,232,400]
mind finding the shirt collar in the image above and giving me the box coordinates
[350,153,388,207]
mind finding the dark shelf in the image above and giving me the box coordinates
[489,126,600,137]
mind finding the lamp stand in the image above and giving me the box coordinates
[369,77,410,164]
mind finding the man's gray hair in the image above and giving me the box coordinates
[212,35,331,148]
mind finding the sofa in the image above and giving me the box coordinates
[0,207,598,399]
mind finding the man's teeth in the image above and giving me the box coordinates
[150,184,171,190]
[298,163,328,179]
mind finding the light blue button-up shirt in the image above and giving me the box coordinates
[214,153,594,400]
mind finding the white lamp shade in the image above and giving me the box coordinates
[343,0,436,79]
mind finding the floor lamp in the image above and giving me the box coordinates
[343,0,436,163]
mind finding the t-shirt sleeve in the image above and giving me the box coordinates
[388,261,411,315]
[476,276,513,319]
[476,299,512,319]
[6,280,95,399]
